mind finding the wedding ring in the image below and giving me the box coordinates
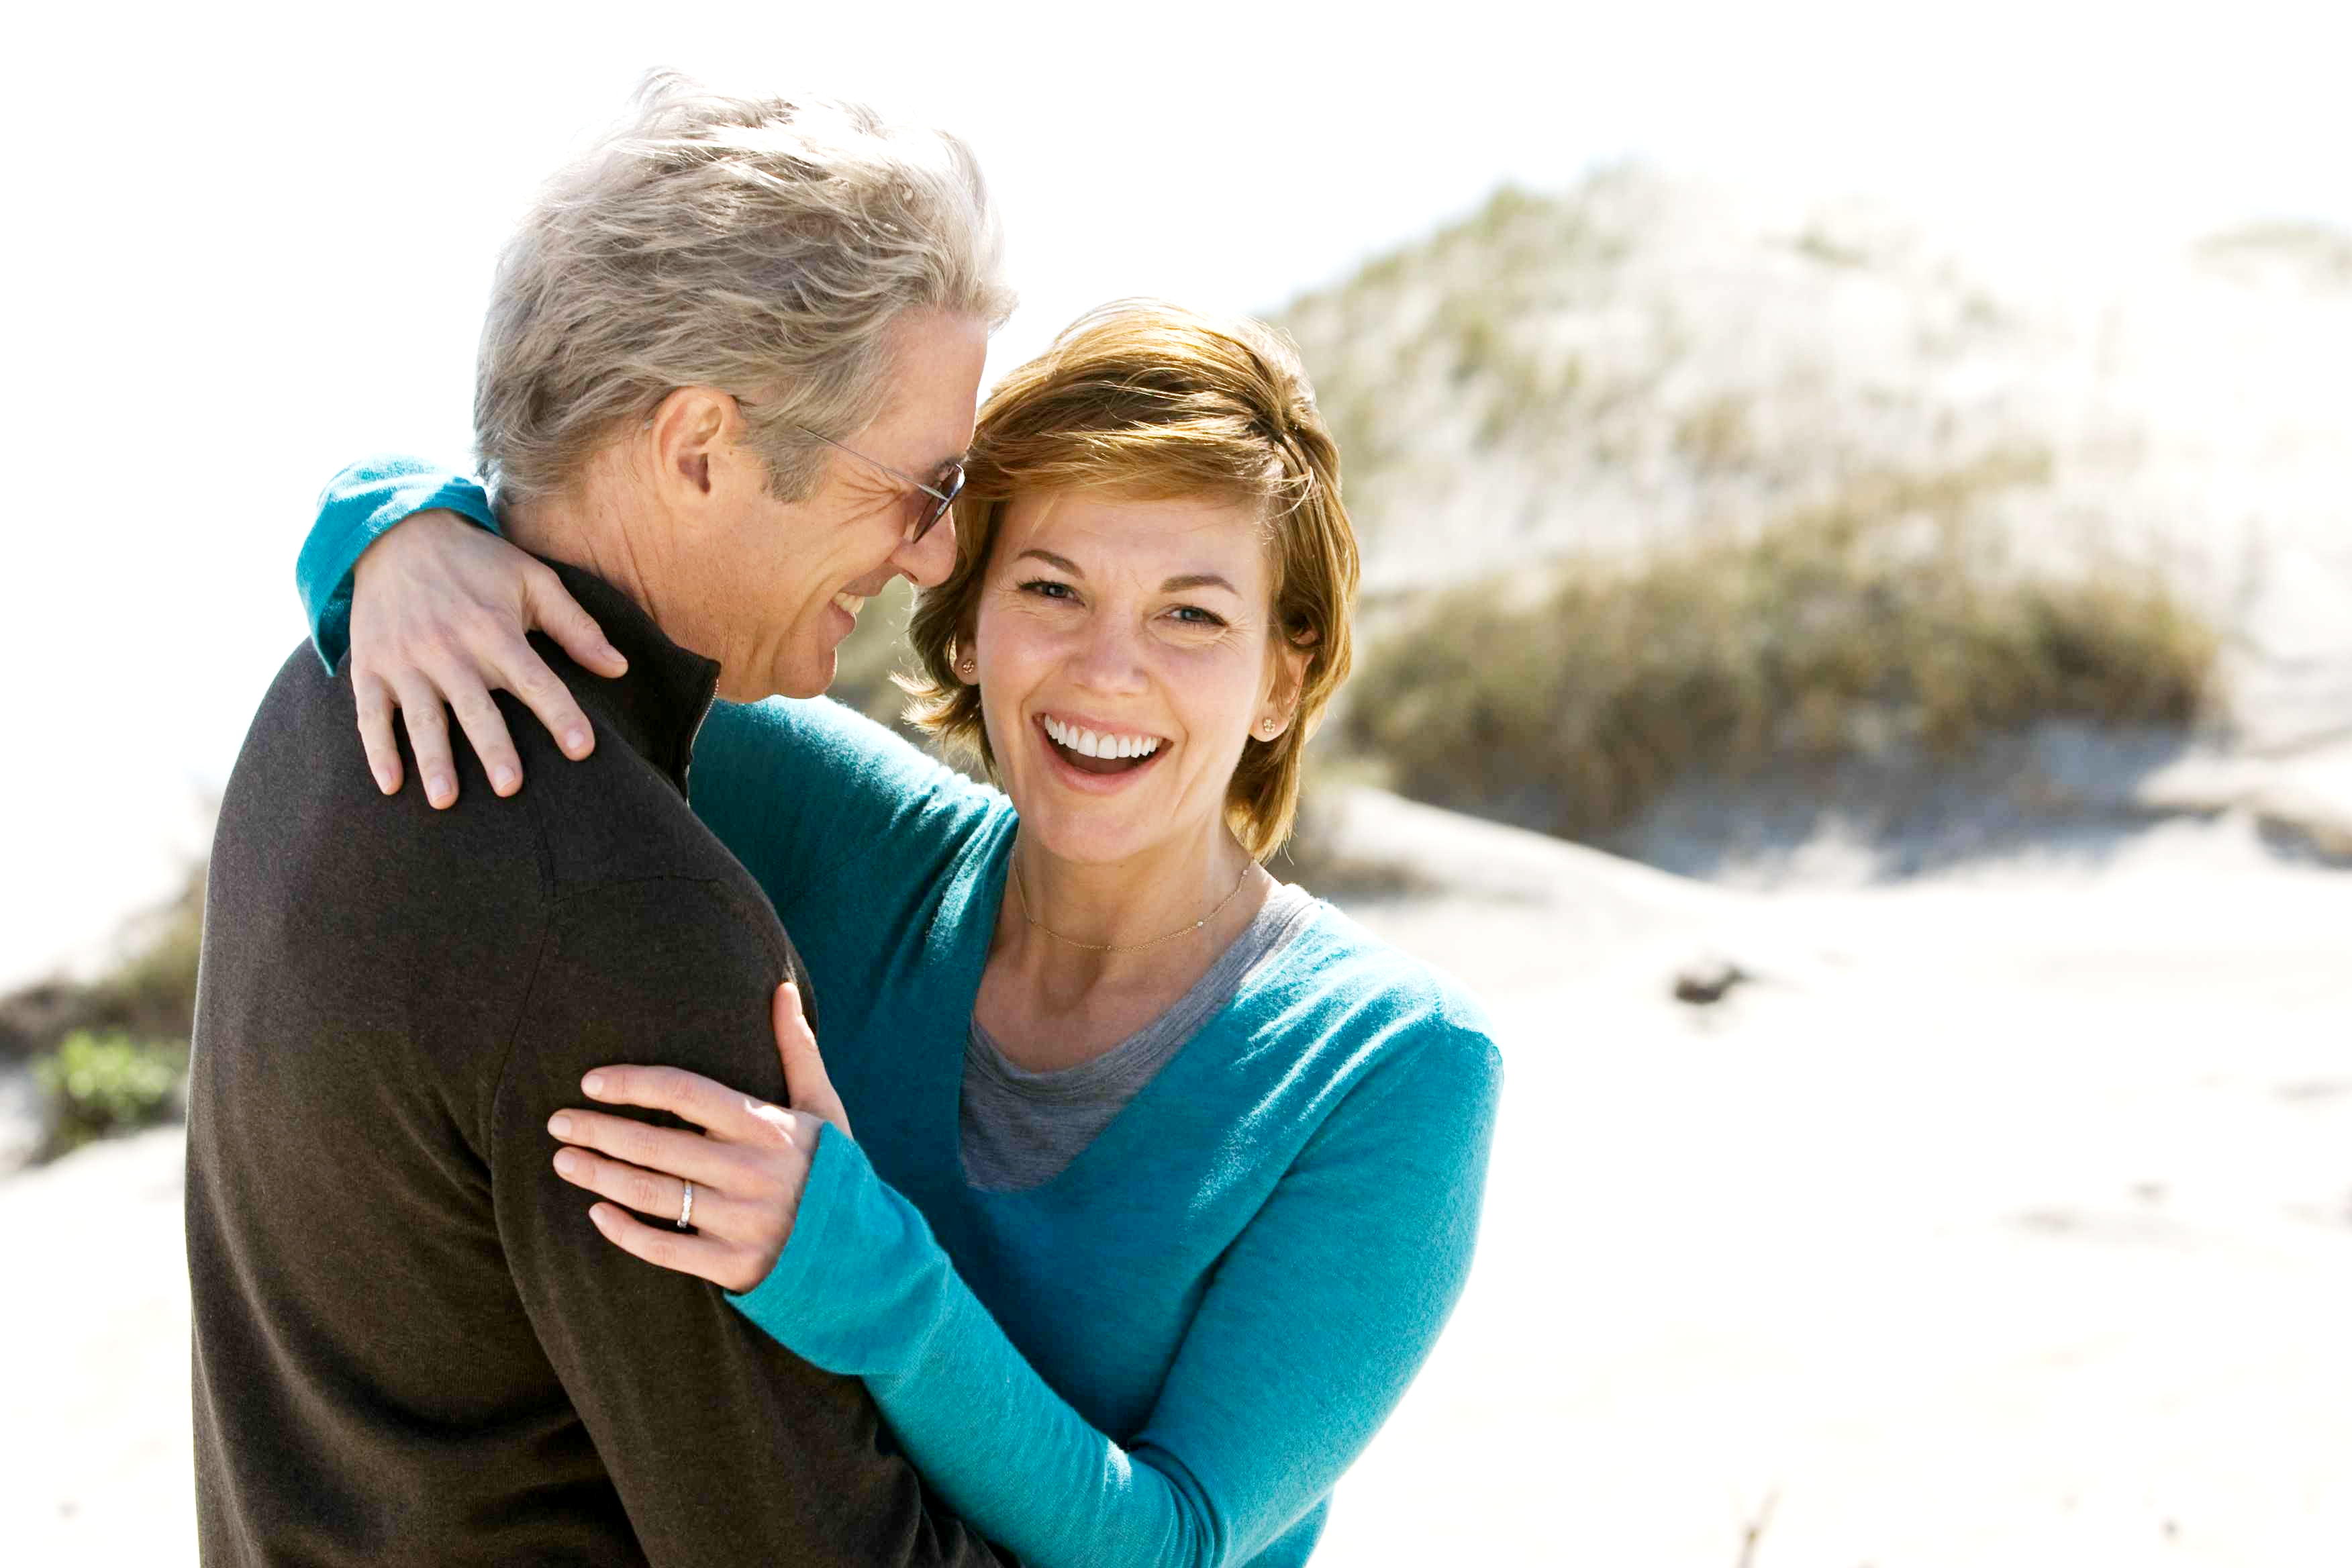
[676,1180,695,1231]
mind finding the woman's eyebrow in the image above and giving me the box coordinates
[1161,573,1239,595]
[1012,550,1238,596]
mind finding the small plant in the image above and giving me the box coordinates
[36,1031,189,1158]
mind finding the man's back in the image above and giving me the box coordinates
[187,566,1004,1567]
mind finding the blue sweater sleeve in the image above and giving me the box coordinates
[730,1024,1504,1568]
[297,456,497,672]
[688,695,997,940]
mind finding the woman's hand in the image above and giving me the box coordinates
[350,508,630,808]
[547,983,852,1294]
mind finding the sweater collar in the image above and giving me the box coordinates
[538,556,722,794]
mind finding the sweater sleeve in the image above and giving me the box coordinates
[297,456,497,673]
[728,1026,1504,1568]
[688,694,998,940]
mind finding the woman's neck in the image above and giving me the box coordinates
[981,822,1269,1046]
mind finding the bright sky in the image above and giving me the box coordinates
[4,0,2346,987]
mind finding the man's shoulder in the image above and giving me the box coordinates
[497,685,764,908]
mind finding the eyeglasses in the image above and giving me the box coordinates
[797,427,965,545]
[717,394,964,544]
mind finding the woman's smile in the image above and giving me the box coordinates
[1032,711,1171,791]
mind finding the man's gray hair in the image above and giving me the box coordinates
[476,72,1014,505]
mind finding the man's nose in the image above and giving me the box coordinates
[893,510,958,589]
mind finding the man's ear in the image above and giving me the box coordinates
[643,387,737,506]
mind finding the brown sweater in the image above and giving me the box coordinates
[187,562,1010,1567]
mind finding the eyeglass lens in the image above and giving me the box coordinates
[912,467,964,544]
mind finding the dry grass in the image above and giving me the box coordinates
[1342,453,2222,844]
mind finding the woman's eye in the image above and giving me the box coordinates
[1168,605,1228,628]
[1017,578,1077,601]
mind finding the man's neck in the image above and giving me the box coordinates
[503,459,669,632]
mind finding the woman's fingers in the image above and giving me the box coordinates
[492,633,597,763]
[579,1065,797,1145]
[585,1202,760,1293]
[345,509,610,794]
[523,563,628,682]
[546,1107,752,1189]
[388,672,459,809]
[437,660,525,797]
[773,983,852,1138]
[353,673,405,795]
[553,1144,703,1224]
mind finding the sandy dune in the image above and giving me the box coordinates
[5,791,2349,1565]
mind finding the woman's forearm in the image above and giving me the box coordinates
[728,1022,1499,1568]
[730,1126,1226,1568]
[299,457,497,670]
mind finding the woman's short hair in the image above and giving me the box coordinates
[476,72,1014,505]
[903,300,1360,861]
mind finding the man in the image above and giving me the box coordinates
[187,77,1012,1565]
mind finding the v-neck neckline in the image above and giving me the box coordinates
[922,820,1326,1204]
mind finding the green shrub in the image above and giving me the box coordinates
[1343,455,2221,843]
[2,861,205,1063]
[36,1031,189,1157]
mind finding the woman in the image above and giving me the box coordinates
[298,301,1502,1567]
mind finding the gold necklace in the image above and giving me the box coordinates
[1011,852,1257,954]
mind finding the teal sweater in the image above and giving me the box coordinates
[301,460,1505,1568]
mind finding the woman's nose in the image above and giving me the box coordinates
[1070,614,1149,693]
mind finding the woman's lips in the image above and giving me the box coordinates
[1033,714,1167,791]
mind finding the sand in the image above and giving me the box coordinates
[5,791,2349,1565]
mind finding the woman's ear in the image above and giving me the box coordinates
[1256,635,1313,741]
[952,616,981,685]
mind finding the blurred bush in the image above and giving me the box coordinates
[36,1030,189,1157]
[1343,452,2220,844]
[1,863,204,1065]
[3,861,203,1165]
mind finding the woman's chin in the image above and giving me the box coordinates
[1006,797,1193,871]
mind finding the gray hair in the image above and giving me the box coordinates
[475,72,1014,505]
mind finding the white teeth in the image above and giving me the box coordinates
[1042,715,1161,760]
[832,592,866,618]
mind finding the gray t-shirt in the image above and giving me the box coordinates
[961,881,1322,1193]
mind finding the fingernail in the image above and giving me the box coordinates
[493,765,519,793]
[562,730,591,756]
[554,1149,582,1177]
[428,776,452,804]
[548,1113,573,1138]
[583,1072,605,1097]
